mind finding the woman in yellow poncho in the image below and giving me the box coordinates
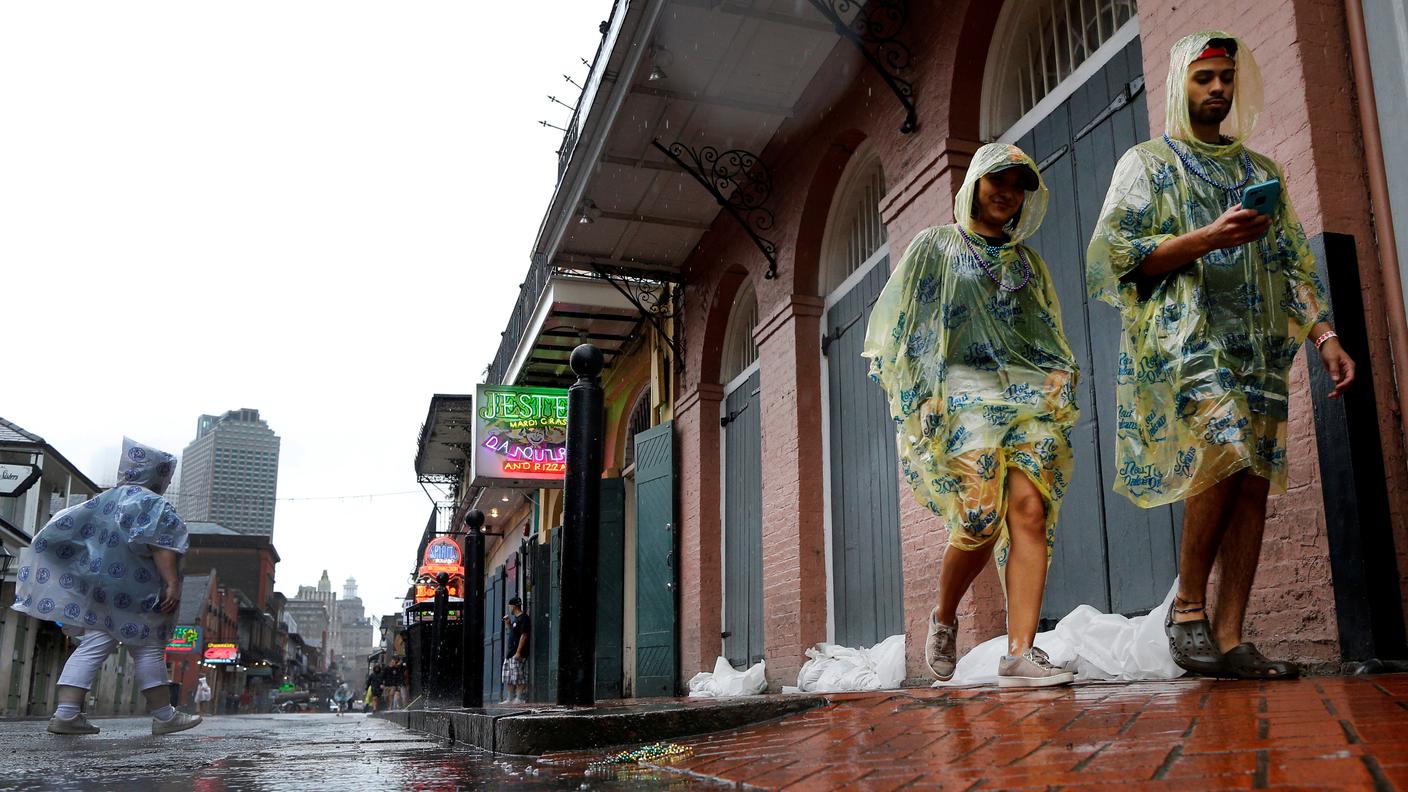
[864,143,1080,688]
[1085,32,1355,679]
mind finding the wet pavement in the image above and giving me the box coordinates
[543,674,1408,790]
[7,676,1408,789]
[0,712,709,791]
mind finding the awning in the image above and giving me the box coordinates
[414,394,475,483]
[504,273,645,387]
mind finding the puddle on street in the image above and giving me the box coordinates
[0,736,715,792]
[202,741,717,791]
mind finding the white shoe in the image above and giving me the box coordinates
[997,647,1075,688]
[47,713,100,735]
[152,711,203,736]
[512,697,527,704]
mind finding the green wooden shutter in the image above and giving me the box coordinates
[633,421,676,697]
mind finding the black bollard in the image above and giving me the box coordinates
[432,571,449,706]
[557,344,605,706]
[462,509,486,708]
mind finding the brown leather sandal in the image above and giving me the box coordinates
[1165,597,1227,676]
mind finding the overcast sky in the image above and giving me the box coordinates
[1,1,608,629]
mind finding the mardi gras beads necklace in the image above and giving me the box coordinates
[587,742,693,770]
[958,227,1033,292]
[1163,133,1254,205]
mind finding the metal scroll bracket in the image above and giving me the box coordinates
[588,262,685,372]
[651,139,780,280]
[807,0,918,134]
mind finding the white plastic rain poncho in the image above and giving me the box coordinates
[863,143,1079,582]
[1086,32,1328,507]
[10,438,188,646]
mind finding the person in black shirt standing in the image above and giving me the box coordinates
[501,597,530,704]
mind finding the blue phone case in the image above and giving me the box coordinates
[1241,179,1281,215]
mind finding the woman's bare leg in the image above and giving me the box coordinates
[934,542,995,625]
[1003,470,1049,656]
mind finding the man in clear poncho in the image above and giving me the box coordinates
[1086,32,1356,679]
[865,143,1080,687]
[11,438,202,734]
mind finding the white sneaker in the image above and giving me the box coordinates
[512,696,526,704]
[152,710,203,736]
[997,646,1075,688]
[47,713,100,735]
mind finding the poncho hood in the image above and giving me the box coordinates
[1164,31,1263,150]
[117,437,177,495]
[953,143,1050,245]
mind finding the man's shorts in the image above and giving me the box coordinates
[502,656,526,686]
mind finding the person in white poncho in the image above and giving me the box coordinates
[11,438,202,736]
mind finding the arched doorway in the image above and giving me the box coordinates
[983,0,1181,620]
[819,144,904,648]
[719,281,764,668]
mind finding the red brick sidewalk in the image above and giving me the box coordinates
[547,675,1408,790]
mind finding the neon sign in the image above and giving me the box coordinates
[167,625,203,654]
[472,385,569,488]
[415,537,465,607]
[204,643,239,664]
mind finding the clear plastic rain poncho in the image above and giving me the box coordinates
[1086,31,1328,507]
[864,143,1079,582]
[10,438,189,646]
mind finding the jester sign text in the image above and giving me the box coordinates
[472,385,569,488]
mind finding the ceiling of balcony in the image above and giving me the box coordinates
[549,0,845,276]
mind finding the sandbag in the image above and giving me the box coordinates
[793,634,906,693]
[687,657,767,697]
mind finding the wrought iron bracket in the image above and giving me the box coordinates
[588,263,685,372]
[807,0,918,134]
[651,139,779,279]
[416,473,461,486]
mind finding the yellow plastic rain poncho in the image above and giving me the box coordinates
[863,143,1079,578]
[1086,32,1328,507]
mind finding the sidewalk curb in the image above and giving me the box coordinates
[375,694,827,755]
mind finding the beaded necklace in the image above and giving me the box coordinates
[1162,133,1254,205]
[958,227,1033,292]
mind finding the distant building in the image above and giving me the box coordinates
[177,409,281,537]
[337,577,375,678]
[182,522,280,612]
[288,571,341,674]
[283,598,331,671]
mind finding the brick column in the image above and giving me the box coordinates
[754,294,827,688]
[675,382,724,680]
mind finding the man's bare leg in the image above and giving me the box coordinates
[1172,470,1245,623]
[1211,473,1270,651]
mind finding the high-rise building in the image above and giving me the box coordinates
[177,408,281,537]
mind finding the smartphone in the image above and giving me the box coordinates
[1241,179,1281,216]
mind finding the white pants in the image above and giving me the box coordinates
[57,630,168,692]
